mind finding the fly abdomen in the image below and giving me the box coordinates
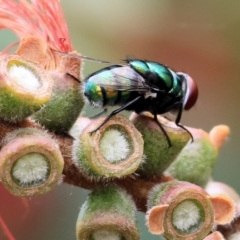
[100,88,134,106]
[84,65,145,107]
[84,81,104,106]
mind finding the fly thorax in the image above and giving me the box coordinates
[144,92,157,99]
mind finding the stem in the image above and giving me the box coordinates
[0,216,16,240]
[0,119,239,238]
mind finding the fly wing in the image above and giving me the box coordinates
[95,66,150,92]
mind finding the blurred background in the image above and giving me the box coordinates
[1,0,240,239]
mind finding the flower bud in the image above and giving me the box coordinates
[130,113,190,176]
[0,54,53,122]
[76,185,139,240]
[0,128,64,196]
[72,115,144,180]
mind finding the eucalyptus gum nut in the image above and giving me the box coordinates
[56,51,82,81]
[205,181,240,205]
[209,125,230,150]
[203,232,224,240]
[227,232,240,240]
[0,54,53,121]
[15,35,48,65]
[209,195,235,225]
[166,128,218,187]
[69,117,92,139]
[76,186,139,240]
[32,71,84,133]
[147,181,215,240]
[146,205,168,235]
[129,113,190,176]
[15,36,80,72]
[0,129,64,196]
[72,114,144,179]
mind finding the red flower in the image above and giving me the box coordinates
[0,0,73,52]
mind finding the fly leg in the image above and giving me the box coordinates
[150,98,172,147]
[153,114,172,147]
[89,96,143,134]
[174,102,194,142]
[159,101,194,142]
[89,108,108,119]
[66,72,81,83]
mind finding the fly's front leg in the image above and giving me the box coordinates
[173,102,194,143]
[150,98,172,147]
[153,113,172,147]
[66,72,81,83]
[89,96,143,134]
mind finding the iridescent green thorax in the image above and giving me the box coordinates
[168,69,183,98]
[129,60,183,97]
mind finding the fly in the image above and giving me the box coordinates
[56,51,198,147]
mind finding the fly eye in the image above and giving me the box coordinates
[178,73,198,110]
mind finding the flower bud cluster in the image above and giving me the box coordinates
[0,36,84,197]
[0,7,238,239]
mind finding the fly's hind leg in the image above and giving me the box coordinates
[89,108,108,119]
[89,96,143,134]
